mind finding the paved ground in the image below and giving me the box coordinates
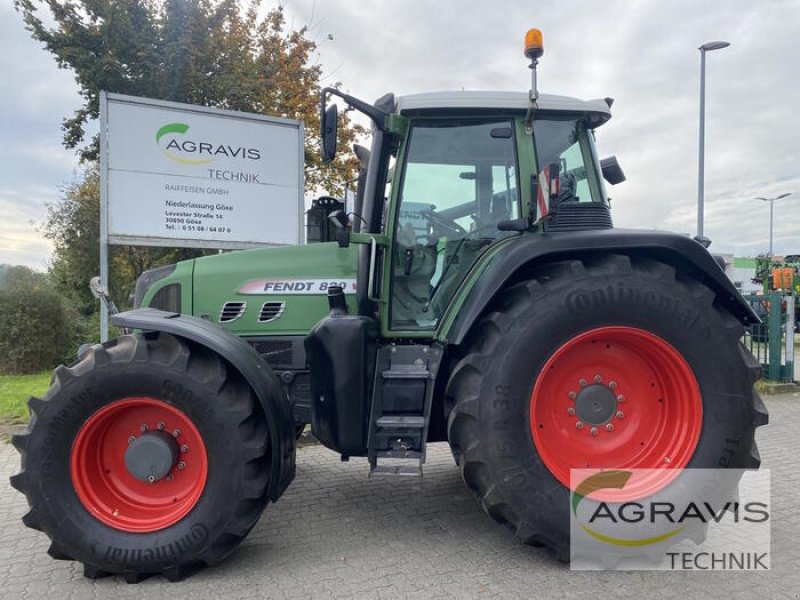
[1,393,799,599]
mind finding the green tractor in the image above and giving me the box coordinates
[12,31,767,581]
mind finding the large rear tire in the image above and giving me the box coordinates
[446,254,768,560]
[10,332,274,582]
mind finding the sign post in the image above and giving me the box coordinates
[99,92,304,340]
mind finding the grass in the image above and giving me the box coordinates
[0,371,51,424]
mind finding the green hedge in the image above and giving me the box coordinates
[0,282,73,375]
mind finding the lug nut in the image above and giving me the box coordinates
[181,444,189,453]
[140,424,148,433]
[165,474,173,481]
[575,421,584,430]
[606,423,614,432]
[128,436,136,444]
[578,379,587,387]
[177,461,186,470]
[616,394,625,403]
[590,427,598,436]
[147,475,155,484]
[568,391,577,400]
[609,381,617,389]
[172,429,181,438]
[616,411,624,419]
[594,375,602,383]
[567,407,576,416]
[157,422,165,431]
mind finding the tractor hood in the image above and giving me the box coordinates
[192,242,358,336]
[138,242,358,337]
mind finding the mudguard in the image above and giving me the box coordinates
[444,228,760,346]
[111,308,296,501]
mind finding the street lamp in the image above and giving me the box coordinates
[697,40,730,238]
[755,193,792,257]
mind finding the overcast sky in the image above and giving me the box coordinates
[1,0,798,269]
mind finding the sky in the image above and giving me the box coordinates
[1,0,798,270]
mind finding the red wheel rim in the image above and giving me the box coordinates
[71,397,208,532]
[530,327,702,499]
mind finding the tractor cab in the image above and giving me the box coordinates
[307,41,626,474]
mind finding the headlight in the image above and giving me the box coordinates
[133,264,177,308]
[149,283,181,313]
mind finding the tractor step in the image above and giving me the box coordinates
[375,415,425,428]
[369,463,423,477]
[381,368,431,379]
[367,343,443,478]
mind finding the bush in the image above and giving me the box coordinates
[0,280,73,375]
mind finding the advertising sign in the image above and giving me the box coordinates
[101,92,304,248]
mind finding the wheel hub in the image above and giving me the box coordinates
[574,383,617,426]
[125,431,179,483]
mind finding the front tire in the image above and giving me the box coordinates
[446,254,767,559]
[11,332,274,582]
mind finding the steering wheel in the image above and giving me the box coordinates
[420,209,467,238]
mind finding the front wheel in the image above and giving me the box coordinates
[446,254,768,559]
[11,332,274,582]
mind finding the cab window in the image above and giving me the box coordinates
[390,119,519,330]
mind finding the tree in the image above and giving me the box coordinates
[15,0,361,190]
[17,0,362,312]
[0,273,73,374]
[0,265,47,289]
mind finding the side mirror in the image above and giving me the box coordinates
[321,103,338,163]
[328,209,351,248]
[600,156,626,185]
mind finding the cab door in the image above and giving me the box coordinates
[382,118,521,336]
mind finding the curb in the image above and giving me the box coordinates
[756,381,800,395]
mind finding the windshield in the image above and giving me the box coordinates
[533,118,606,205]
[390,119,520,330]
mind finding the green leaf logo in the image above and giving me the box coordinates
[156,122,190,143]
[156,123,215,166]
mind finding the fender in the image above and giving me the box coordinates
[111,308,295,501]
[442,228,760,346]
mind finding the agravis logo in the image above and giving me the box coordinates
[572,469,769,549]
[570,468,771,570]
[156,123,261,166]
[571,470,684,547]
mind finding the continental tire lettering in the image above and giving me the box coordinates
[100,523,209,563]
[494,384,511,409]
[719,436,742,467]
[43,389,92,448]
[565,287,710,338]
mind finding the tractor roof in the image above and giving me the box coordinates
[395,91,612,126]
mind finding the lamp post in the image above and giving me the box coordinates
[697,40,730,238]
[755,193,792,257]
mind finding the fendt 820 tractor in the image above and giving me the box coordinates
[12,31,767,581]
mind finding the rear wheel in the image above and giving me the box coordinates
[11,332,274,582]
[446,254,767,559]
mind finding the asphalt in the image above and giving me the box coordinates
[1,392,798,599]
